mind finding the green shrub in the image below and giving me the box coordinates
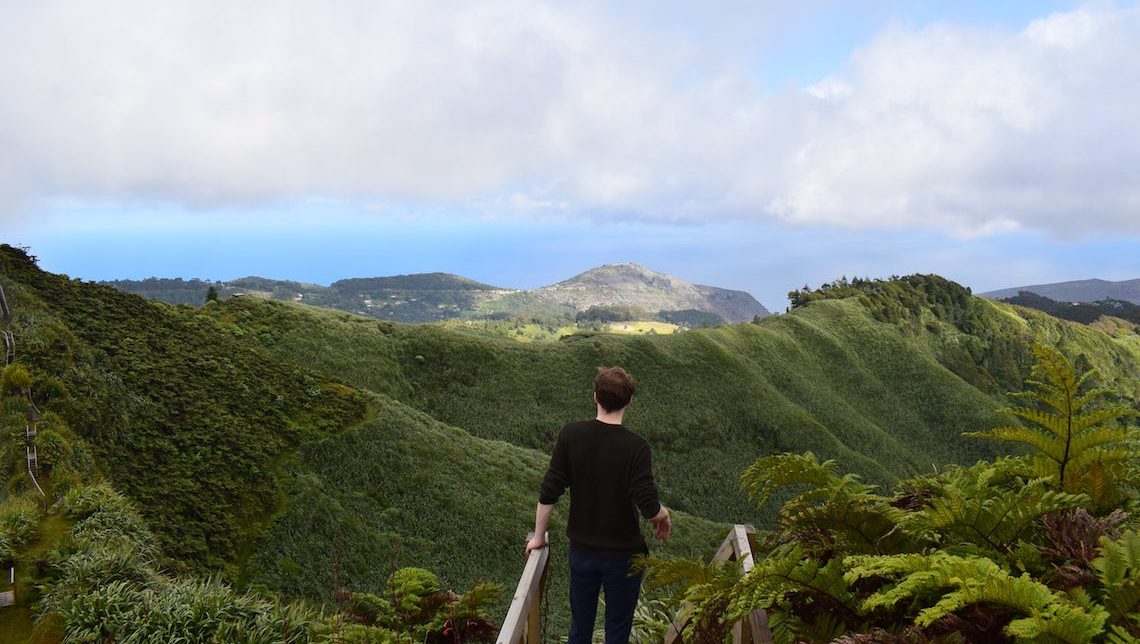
[1,364,32,396]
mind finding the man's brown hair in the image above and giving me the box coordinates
[594,366,636,412]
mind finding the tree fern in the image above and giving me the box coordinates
[966,343,1139,507]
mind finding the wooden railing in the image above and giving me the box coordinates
[2,330,13,365]
[498,525,772,644]
[0,284,9,325]
[0,284,45,500]
[665,524,772,644]
[497,532,550,644]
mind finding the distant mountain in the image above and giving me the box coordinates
[525,263,768,323]
[996,290,1140,326]
[983,278,1140,304]
[103,263,769,324]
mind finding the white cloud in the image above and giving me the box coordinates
[775,5,1140,235]
[1,1,1138,236]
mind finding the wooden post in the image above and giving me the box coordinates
[666,525,773,644]
[731,525,755,572]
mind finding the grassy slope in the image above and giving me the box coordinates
[209,287,1140,537]
[0,247,367,566]
[248,393,726,631]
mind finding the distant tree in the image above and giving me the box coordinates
[205,286,219,303]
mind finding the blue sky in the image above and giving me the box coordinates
[4,1,1139,311]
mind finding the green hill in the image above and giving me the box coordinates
[997,290,1140,326]
[0,247,368,566]
[5,245,1140,638]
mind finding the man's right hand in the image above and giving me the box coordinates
[524,535,548,557]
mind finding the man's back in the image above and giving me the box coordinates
[539,419,660,554]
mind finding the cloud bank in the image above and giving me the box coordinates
[1,1,1137,235]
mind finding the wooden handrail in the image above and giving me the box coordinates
[664,524,772,644]
[1,330,13,365]
[0,284,10,326]
[497,532,550,644]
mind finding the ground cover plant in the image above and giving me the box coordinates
[35,482,505,643]
[644,344,1140,642]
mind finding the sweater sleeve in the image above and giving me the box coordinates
[630,442,662,519]
[538,428,569,505]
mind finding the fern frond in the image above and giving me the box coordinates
[1002,407,1069,437]
[1069,446,1136,472]
[779,502,913,554]
[1004,602,1109,642]
[741,452,873,509]
[971,343,1140,503]
[1072,407,1140,434]
[1095,530,1140,621]
[848,552,1105,642]
[640,556,740,595]
[727,544,859,628]
[966,424,1065,462]
[642,555,743,642]
[900,472,1087,559]
[1106,624,1140,644]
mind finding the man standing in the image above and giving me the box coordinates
[526,366,671,643]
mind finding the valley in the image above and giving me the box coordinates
[2,245,1139,639]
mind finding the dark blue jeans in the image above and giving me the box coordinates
[567,547,643,644]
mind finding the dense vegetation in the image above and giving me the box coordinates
[3,244,1140,640]
[1,246,367,565]
[645,345,1140,642]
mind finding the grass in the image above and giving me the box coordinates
[0,247,367,566]
[214,288,1140,532]
[246,393,727,634]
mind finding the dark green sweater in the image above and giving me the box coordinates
[538,419,662,555]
